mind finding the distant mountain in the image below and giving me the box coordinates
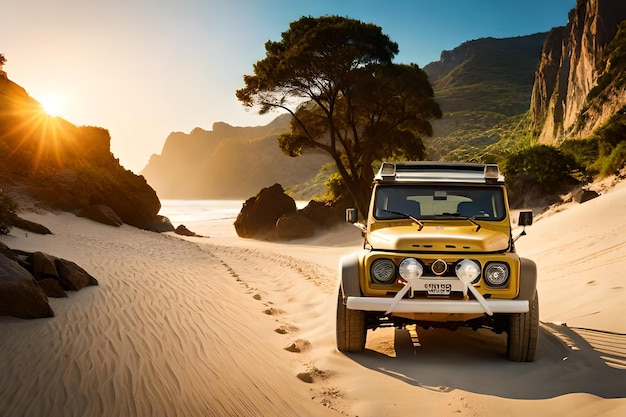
[423,33,549,160]
[425,33,549,115]
[140,114,331,200]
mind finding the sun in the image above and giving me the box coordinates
[39,93,65,117]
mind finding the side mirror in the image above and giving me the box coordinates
[345,208,358,224]
[513,210,533,242]
[518,211,533,226]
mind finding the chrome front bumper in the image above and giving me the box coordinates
[346,296,529,314]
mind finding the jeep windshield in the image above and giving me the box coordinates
[374,185,506,221]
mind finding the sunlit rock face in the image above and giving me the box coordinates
[531,0,626,144]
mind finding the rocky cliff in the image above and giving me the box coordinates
[140,114,331,199]
[0,77,161,229]
[530,0,626,143]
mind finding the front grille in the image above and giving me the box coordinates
[421,259,481,280]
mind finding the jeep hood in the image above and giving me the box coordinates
[368,223,510,252]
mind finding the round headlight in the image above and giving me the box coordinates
[370,259,396,284]
[484,262,509,286]
[399,258,423,280]
[455,259,481,284]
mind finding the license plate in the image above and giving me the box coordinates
[424,283,452,295]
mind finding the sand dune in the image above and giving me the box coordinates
[1,184,625,416]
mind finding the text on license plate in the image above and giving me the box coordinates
[424,283,452,295]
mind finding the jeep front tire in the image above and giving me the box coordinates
[336,291,366,352]
[507,291,539,362]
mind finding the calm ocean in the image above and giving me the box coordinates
[158,200,243,236]
[158,199,310,236]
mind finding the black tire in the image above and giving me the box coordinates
[336,291,366,352]
[507,291,539,362]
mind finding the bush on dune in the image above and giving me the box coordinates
[503,144,581,207]
[0,192,17,235]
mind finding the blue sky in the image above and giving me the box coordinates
[1,0,575,172]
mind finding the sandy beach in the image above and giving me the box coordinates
[1,184,625,416]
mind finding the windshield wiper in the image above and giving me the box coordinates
[383,210,424,231]
[442,212,481,232]
[465,217,481,232]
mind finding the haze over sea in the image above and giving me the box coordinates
[159,200,242,237]
[159,199,309,237]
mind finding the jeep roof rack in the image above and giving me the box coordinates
[375,162,503,184]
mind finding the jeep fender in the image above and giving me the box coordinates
[517,257,537,301]
[338,251,363,298]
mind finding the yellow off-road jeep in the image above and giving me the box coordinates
[337,162,538,361]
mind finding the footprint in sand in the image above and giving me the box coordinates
[284,339,311,353]
[263,307,285,316]
[274,324,299,334]
[296,365,330,383]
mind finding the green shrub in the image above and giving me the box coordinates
[559,138,599,173]
[593,141,626,176]
[503,144,580,207]
[587,109,626,176]
[0,192,17,235]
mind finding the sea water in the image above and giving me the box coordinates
[158,200,243,236]
[158,199,310,237]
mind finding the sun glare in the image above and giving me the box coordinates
[39,93,65,117]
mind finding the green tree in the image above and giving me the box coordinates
[237,16,441,215]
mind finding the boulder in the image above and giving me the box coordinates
[11,216,52,235]
[0,241,18,262]
[55,258,98,291]
[32,251,58,279]
[0,253,54,319]
[150,215,176,233]
[10,249,98,295]
[37,278,68,298]
[175,224,204,237]
[276,212,315,240]
[299,197,350,228]
[576,189,600,203]
[78,204,123,227]
[234,184,297,239]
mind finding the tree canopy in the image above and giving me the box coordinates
[237,16,441,214]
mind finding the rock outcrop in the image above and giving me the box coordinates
[275,212,315,240]
[11,216,53,235]
[234,183,297,239]
[0,251,54,319]
[0,242,98,318]
[78,204,123,227]
[0,76,162,230]
[530,0,626,143]
[234,184,349,241]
